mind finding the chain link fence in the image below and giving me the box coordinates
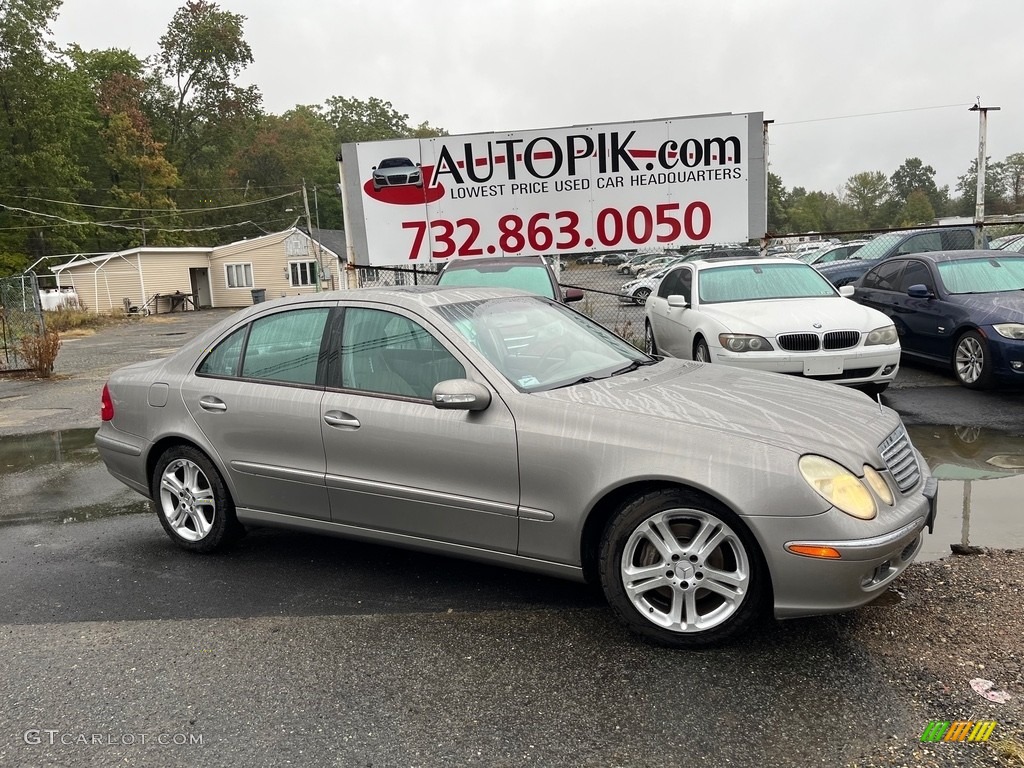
[351,253,655,348]
[0,273,45,372]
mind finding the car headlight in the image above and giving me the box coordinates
[865,324,898,346]
[798,455,877,520]
[718,333,774,352]
[993,323,1024,340]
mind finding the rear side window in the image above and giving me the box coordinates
[862,260,906,291]
[240,308,331,385]
[943,229,978,250]
[197,327,247,377]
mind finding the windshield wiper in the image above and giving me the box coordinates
[550,375,600,390]
[610,359,657,376]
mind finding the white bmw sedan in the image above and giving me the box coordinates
[644,258,901,394]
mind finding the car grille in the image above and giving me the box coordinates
[778,331,862,351]
[823,330,860,349]
[879,425,921,493]
[778,333,819,351]
[386,174,408,185]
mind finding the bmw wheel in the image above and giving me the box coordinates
[694,337,711,363]
[598,489,767,648]
[152,446,241,552]
[953,330,993,389]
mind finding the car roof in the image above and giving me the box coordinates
[688,256,808,270]
[438,255,549,271]
[883,249,1015,264]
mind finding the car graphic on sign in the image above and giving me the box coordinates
[371,157,423,191]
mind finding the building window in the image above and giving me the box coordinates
[289,260,319,287]
[225,263,253,288]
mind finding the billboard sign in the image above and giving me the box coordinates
[340,112,766,266]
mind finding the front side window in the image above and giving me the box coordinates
[897,260,934,293]
[289,261,319,287]
[225,263,253,288]
[338,308,465,399]
[240,308,330,385]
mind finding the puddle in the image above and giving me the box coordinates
[0,428,148,526]
[908,425,1024,560]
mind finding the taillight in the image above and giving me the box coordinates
[100,383,114,421]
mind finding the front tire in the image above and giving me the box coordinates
[953,330,993,389]
[152,446,241,552]
[694,337,711,363]
[598,489,767,648]
[644,321,658,356]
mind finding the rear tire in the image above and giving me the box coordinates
[598,488,768,648]
[633,287,652,305]
[152,446,241,553]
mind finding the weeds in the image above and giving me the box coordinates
[18,324,62,377]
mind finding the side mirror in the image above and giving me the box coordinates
[667,295,689,308]
[371,166,377,171]
[563,287,584,303]
[432,379,492,411]
[839,285,855,298]
[907,284,933,299]
[416,162,421,167]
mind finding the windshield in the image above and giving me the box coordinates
[846,233,903,261]
[698,262,838,304]
[378,157,413,168]
[433,296,651,391]
[437,264,557,300]
[937,257,1024,293]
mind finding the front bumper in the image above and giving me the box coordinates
[753,475,938,619]
[713,344,901,386]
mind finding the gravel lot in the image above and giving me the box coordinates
[1,305,1022,767]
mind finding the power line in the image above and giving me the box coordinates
[2,189,300,214]
[775,103,974,127]
[0,203,285,233]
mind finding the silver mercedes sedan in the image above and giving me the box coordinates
[96,286,937,648]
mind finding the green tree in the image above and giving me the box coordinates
[321,95,445,147]
[1001,152,1024,212]
[766,171,789,233]
[0,0,96,270]
[897,189,935,226]
[151,0,262,184]
[844,172,891,228]
[955,157,1007,216]
[890,158,945,217]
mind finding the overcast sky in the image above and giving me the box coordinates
[50,0,1024,197]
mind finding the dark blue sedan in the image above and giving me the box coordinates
[851,250,1024,388]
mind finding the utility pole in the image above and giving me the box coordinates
[301,179,322,292]
[969,102,1000,248]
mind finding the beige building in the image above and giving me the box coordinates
[51,228,344,314]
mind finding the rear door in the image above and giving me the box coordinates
[183,304,335,520]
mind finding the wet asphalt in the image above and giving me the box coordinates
[1,302,1023,767]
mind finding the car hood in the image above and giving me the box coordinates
[699,297,888,335]
[950,291,1024,323]
[534,359,901,467]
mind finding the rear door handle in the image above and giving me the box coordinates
[198,396,227,412]
[324,410,360,429]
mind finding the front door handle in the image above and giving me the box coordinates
[198,396,227,412]
[324,410,360,429]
